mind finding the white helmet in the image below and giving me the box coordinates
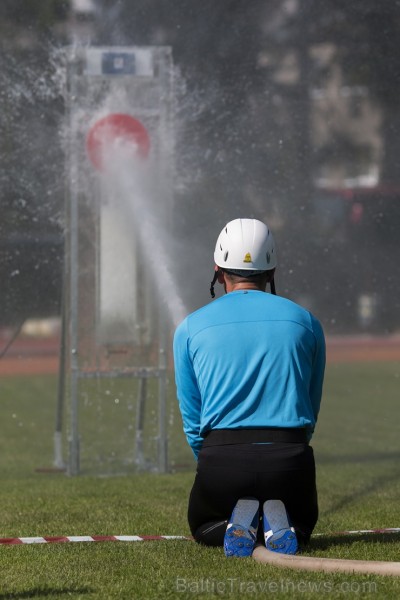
[214,218,277,275]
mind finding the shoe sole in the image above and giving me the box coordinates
[263,499,298,555]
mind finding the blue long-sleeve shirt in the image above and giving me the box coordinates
[173,290,326,459]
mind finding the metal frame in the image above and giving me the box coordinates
[55,46,173,475]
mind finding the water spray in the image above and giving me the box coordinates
[59,46,186,476]
[86,113,150,171]
[85,110,188,329]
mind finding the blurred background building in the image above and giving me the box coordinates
[0,0,399,336]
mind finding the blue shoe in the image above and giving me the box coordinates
[224,498,259,558]
[263,499,298,555]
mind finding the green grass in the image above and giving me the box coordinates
[0,364,399,598]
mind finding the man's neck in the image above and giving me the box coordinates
[226,282,265,293]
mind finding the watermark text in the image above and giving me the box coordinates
[175,577,378,595]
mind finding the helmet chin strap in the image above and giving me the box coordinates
[210,270,219,298]
[210,270,277,298]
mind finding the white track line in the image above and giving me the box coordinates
[0,535,191,545]
[0,528,398,546]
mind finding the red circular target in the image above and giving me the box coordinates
[86,113,150,171]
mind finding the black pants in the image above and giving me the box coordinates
[188,442,318,547]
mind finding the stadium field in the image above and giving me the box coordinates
[0,356,399,598]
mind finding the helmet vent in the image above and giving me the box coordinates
[224,251,229,262]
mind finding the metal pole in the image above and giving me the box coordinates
[54,264,67,469]
[67,54,80,476]
[156,49,173,474]
[135,376,147,470]
[157,314,168,473]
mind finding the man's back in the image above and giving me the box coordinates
[174,290,325,456]
[174,218,325,554]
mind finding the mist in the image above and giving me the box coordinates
[1,1,399,336]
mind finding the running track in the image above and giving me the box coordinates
[0,335,399,376]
